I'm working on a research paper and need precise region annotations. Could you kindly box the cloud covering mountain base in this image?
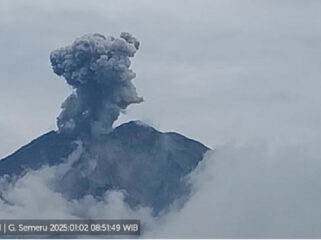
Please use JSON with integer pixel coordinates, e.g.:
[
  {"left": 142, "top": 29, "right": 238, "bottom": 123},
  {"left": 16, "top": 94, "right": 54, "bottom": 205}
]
[{"left": 1, "top": 141, "right": 321, "bottom": 238}]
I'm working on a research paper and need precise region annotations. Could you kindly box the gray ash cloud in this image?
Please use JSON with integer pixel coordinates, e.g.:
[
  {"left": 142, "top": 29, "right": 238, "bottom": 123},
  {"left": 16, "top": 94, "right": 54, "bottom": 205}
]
[{"left": 50, "top": 32, "right": 143, "bottom": 138}]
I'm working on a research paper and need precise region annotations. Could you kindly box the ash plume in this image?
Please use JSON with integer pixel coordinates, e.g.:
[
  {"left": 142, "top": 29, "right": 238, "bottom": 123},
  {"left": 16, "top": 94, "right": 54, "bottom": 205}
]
[{"left": 50, "top": 33, "right": 143, "bottom": 138}]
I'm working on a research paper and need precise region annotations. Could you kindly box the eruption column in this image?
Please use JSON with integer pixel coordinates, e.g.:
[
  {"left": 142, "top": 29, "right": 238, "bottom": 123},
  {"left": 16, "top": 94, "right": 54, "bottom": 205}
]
[{"left": 50, "top": 33, "right": 143, "bottom": 138}]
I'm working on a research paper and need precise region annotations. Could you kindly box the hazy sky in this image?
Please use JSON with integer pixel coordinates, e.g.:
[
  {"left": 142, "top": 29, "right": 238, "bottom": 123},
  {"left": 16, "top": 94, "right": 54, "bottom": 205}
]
[
  {"left": 1, "top": 0, "right": 321, "bottom": 157},
  {"left": 2, "top": 1, "right": 321, "bottom": 237}
]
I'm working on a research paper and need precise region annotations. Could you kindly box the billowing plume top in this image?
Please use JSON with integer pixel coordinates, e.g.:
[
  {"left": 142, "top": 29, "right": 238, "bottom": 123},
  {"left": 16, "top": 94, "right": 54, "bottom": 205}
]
[{"left": 50, "top": 32, "right": 143, "bottom": 138}]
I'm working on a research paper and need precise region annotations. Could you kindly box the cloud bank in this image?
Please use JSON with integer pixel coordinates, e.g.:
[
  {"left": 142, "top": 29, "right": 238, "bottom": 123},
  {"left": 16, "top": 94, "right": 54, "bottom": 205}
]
[{"left": 1, "top": 140, "right": 321, "bottom": 238}]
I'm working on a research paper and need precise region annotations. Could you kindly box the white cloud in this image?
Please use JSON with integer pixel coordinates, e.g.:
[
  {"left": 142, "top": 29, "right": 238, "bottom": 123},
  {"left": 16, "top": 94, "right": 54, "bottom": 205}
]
[
  {"left": 2, "top": 141, "right": 321, "bottom": 238},
  {"left": 148, "top": 142, "right": 321, "bottom": 238}
]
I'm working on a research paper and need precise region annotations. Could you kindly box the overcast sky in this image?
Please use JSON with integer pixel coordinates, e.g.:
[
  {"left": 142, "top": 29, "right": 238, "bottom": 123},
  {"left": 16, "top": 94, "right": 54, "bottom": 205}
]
[
  {"left": 1, "top": 0, "right": 321, "bottom": 158},
  {"left": 3, "top": 1, "right": 321, "bottom": 237}
]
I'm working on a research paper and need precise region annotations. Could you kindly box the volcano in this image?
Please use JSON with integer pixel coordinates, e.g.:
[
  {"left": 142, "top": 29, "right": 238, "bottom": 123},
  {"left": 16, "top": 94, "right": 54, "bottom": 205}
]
[{"left": 0, "top": 121, "right": 209, "bottom": 214}]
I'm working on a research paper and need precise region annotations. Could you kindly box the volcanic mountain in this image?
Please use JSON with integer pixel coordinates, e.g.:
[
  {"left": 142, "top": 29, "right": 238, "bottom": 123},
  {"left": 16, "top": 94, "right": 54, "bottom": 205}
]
[{"left": 0, "top": 121, "right": 209, "bottom": 214}]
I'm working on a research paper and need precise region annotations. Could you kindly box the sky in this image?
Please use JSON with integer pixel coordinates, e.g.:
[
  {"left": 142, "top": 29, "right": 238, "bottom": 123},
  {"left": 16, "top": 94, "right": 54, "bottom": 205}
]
[
  {"left": 1, "top": 1, "right": 321, "bottom": 237},
  {"left": 1, "top": 0, "right": 321, "bottom": 158}
]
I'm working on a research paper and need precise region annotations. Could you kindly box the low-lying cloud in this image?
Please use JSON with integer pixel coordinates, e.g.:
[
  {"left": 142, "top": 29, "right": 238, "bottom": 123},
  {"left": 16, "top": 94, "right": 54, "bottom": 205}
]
[{"left": 1, "top": 140, "right": 321, "bottom": 238}]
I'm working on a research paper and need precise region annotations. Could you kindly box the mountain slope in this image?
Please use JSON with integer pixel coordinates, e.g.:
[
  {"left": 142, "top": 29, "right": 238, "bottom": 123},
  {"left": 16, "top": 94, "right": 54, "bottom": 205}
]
[{"left": 0, "top": 131, "right": 76, "bottom": 177}]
